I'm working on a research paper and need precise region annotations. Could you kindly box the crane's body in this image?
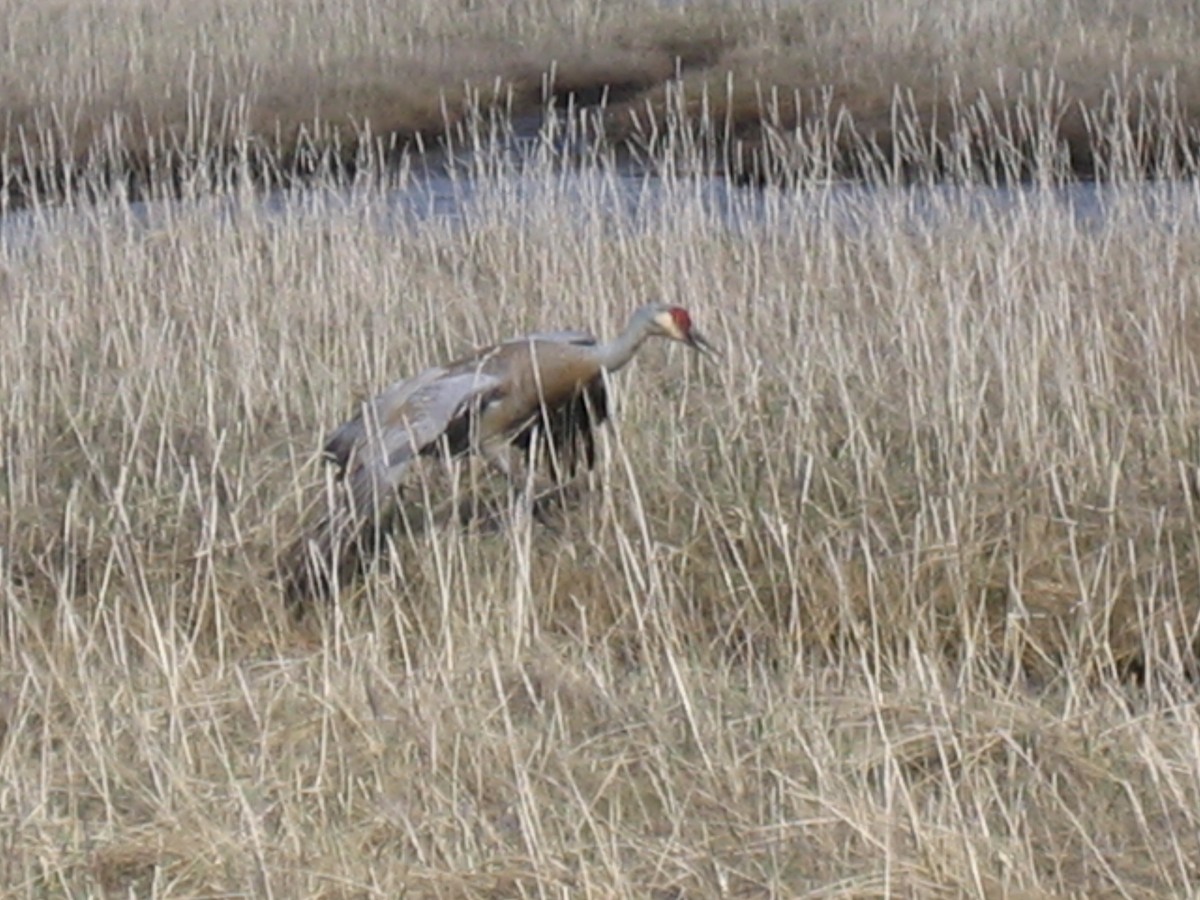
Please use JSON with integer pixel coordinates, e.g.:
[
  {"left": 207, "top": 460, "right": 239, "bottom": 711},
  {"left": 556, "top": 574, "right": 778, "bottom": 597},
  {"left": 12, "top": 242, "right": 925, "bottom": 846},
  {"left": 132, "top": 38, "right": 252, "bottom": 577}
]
[
  {"left": 324, "top": 330, "right": 607, "bottom": 486},
  {"left": 283, "top": 303, "right": 713, "bottom": 605}
]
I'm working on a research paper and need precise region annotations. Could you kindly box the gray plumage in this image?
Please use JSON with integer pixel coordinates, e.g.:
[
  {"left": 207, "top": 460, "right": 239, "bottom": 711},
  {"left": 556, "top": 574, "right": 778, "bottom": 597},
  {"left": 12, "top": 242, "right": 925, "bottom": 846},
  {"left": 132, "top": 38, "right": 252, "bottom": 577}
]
[{"left": 282, "top": 303, "right": 714, "bottom": 606}]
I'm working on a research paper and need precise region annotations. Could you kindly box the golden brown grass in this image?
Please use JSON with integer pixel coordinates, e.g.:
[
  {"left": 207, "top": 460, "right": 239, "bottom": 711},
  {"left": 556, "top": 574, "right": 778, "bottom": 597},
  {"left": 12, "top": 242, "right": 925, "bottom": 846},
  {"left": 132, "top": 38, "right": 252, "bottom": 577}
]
[
  {"left": 5, "top": 0, "right": 1200, "bottom": 207},
  {"left": 4, "top": 91, "right": 1200, "bottom": 893}
]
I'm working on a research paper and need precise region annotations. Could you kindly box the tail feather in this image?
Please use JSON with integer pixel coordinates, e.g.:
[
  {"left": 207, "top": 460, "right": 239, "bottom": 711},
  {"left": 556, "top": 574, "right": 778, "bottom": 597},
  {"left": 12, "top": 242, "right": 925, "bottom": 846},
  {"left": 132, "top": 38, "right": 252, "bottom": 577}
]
[{"left": 513, "top": 376, "right": 609, "bottom": 483}]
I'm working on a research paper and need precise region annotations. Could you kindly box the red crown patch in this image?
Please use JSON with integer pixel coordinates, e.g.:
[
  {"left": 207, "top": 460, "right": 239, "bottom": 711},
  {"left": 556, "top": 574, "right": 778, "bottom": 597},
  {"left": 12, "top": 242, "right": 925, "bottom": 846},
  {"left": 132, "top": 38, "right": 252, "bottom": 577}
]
[{"left": 668, "top": 307, "right": 692, "bottom": 332}]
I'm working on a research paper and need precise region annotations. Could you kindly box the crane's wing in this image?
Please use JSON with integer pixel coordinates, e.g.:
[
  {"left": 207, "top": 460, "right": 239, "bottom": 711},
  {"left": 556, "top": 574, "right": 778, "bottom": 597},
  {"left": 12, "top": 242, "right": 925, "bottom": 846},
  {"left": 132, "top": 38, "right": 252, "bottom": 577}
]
[
  {"left": 323, "top": 364, "right": 504, "bottom": 511},
  {"left": 286, "top": 364, "right": 503, "bottom": 606}
]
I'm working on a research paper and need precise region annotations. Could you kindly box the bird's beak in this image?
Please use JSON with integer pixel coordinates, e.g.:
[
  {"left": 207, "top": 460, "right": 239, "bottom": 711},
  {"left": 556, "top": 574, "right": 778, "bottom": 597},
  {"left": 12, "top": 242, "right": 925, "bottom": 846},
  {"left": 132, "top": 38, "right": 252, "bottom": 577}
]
[{"left": 686, "top": 329, "right": 719, "bottom": 360}]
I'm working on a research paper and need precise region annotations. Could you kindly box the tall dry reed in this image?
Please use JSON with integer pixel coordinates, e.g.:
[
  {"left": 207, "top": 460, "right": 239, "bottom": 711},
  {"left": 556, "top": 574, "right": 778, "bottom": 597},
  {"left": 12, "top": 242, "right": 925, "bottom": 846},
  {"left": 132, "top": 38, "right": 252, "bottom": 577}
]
[{"left": 3, "top": 74, "right": 1200, "bottom": 896}]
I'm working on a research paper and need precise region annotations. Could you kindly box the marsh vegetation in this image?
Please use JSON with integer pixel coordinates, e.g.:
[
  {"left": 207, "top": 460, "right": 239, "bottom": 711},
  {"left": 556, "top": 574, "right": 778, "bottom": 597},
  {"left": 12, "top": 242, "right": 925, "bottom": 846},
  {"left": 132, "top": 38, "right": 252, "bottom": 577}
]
[
  {"left": 4, "top": 0, "right": 1200, "bottom": 896},
  {"left": 4, "top": 0, "right": 1200, "bottom": 203}
]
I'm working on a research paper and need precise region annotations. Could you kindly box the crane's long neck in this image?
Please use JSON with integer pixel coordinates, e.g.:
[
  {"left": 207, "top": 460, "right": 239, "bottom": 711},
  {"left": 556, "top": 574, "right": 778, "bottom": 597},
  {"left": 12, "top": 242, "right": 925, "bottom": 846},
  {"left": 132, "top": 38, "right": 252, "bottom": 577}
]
[{"left": 595, "top": 313, "right": 654, "bottom": 372}]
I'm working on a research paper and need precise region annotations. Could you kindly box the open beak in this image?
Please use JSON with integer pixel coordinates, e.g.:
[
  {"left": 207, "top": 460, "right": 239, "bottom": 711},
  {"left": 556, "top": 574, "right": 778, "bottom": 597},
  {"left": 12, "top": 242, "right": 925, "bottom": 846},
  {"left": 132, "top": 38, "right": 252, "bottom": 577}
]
[{"left": 686, "top": 329, "right": 719, "bottom": 361}]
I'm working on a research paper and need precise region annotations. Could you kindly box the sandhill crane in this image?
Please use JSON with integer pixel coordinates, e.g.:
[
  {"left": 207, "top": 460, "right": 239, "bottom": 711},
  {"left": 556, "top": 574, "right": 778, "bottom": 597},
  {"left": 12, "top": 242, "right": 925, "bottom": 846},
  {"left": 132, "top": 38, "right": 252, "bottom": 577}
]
[{"left": 282, "top": 302, "right": 715, "bottom": 605}]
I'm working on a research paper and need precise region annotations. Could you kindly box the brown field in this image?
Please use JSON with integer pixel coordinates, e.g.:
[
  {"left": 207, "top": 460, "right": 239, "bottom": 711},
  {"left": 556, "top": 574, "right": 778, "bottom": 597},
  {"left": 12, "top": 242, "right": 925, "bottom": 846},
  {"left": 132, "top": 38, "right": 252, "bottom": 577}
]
[
  {"left": 4, "top": 0, "right": 1200, "bottom": 205},
  {"left": 4, "top": 1, "right": 1200, "bottom": 896},
  {"left": 4, "top": 152, "right": 1200, "bottom": 895}
]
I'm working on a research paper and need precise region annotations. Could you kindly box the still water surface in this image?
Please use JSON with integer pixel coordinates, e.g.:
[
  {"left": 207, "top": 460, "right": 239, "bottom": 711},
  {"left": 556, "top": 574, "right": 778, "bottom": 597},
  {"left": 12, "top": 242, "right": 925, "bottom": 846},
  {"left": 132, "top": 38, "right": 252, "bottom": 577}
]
[{"left": 2, "top": 159, "right": 1198, "bottom": 252}]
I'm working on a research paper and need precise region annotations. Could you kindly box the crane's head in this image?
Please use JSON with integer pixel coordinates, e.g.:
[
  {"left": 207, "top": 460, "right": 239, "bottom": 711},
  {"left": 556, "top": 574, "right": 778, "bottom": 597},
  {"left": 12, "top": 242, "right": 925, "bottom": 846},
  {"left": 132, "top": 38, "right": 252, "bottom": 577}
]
[{"left": 647, "top": 304, "right": 718, "bottom": 359}]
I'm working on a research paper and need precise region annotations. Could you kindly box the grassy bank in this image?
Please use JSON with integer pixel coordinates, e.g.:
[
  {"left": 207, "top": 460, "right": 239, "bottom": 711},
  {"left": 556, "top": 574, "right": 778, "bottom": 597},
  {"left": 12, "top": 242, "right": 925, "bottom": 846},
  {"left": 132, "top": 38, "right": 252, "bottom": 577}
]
[
  {"left": 4, "top": 129, "right": 1200, "bottom": 891},
  {"left": 4, "top": 0, "right": 1200, "bottom": 206}
]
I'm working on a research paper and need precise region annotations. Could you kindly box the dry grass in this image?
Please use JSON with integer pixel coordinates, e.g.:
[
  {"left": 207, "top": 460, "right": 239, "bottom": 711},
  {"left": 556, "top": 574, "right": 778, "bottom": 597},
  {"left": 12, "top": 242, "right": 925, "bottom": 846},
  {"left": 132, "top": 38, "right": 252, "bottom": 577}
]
[
  {"left": 4, "top": 90, "right": 1200, "bottom": 894},
  {"left": 5, "top": 0, "right": 1200, "bottom": 206}
]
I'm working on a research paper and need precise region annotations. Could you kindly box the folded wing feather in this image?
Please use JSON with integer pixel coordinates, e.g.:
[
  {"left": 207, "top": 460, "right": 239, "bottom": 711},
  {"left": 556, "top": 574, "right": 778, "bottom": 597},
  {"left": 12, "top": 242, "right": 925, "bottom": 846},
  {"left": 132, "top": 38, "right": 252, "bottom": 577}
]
[{"left": 324, "top": 366, "right": 505, "bottom": 516}]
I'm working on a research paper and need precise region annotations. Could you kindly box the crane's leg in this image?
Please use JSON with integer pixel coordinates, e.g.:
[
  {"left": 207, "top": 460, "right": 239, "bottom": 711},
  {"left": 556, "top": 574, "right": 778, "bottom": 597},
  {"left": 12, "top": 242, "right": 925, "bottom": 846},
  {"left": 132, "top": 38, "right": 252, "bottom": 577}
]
[
  {"left": 479, "top": 442, "right": 515, "bottom": 481},
  {"left": 513, "top": 438, "right": 574, "bottom": 527},
  {"left": 478, "top": 443, "right": 555, "bottom": 527},
  {"left": 465, "top": 444, "right": 523, "bottom": 528}
]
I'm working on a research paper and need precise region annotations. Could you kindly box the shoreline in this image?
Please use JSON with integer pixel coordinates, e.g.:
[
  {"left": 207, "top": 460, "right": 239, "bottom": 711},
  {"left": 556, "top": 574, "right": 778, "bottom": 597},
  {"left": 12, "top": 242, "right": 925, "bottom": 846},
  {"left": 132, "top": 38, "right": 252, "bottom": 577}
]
[
  {"left": 5, "top": 67, "right": 1197, "bottom": 212},
  {"left": 5, "top": 1, "right": 1199, "bottom": 209}
]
